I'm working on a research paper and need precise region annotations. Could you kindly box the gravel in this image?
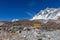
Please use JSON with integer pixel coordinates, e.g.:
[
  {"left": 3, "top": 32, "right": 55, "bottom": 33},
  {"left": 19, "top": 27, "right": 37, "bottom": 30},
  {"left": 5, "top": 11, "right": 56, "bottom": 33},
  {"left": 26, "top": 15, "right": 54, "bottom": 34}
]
[{"left": 0, "top": 27, "right": 60, "bottom": 40}]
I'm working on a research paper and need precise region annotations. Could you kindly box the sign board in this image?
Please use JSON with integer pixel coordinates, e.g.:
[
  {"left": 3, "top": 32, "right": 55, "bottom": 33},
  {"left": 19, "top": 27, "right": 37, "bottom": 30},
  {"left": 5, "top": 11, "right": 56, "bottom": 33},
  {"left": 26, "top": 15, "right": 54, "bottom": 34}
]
[{"left": 34, "top": 24, "right": 40, "bottom": 28}]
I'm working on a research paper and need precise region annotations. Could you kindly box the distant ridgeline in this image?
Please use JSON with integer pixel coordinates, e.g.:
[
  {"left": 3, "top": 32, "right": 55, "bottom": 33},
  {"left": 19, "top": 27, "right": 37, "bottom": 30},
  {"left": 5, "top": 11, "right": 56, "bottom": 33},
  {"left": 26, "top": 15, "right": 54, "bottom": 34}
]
[
  {"left": 0, "top": 19, "right": 60, "bottom": 30},
  {"left": 0, "top": 20, "right": 41, "bottom": 28}
]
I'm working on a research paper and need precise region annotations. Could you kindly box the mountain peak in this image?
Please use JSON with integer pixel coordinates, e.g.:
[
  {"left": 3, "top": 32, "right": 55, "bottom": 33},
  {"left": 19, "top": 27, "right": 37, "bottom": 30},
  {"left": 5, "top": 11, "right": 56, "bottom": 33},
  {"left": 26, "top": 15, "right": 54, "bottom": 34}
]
[{"left": 32, "top": 8, "right": 60, "bottom": 20}]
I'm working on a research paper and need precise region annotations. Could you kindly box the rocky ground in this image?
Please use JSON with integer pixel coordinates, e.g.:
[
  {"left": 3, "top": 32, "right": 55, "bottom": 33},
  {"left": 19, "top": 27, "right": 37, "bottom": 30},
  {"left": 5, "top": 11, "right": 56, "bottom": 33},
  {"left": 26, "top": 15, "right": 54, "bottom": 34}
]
[
  {"left": 0, "top": 26, "right": 60, "bottom": 40},
  {"left": 0, "top": 19, "right": 60, "bottom": 40}
]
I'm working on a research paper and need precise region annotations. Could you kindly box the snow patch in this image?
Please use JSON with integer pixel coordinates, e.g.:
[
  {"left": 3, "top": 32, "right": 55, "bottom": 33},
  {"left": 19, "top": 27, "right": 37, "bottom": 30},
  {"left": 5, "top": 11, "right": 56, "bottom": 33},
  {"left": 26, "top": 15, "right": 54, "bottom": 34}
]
[{"left": 12, "top": 19, "right": 19, "bottom": 22}]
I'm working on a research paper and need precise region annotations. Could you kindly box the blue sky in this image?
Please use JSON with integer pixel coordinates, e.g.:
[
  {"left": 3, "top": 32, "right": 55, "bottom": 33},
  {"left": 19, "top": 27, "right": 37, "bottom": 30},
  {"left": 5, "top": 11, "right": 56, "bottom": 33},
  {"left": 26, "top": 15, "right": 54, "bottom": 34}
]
[{"left": 0, "top": 0, "right": 60, "bottom": 21}]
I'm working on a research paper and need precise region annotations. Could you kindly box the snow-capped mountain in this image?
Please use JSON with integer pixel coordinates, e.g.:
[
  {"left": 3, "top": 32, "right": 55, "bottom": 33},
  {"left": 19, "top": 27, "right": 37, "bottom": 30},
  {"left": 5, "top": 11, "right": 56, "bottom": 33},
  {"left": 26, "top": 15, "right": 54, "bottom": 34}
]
[
  {"left": 12, "top": 19, "right": 19, "bottom": 22},
  {"left": 32, "top": 8, "right": 60, "bottom": 20}
]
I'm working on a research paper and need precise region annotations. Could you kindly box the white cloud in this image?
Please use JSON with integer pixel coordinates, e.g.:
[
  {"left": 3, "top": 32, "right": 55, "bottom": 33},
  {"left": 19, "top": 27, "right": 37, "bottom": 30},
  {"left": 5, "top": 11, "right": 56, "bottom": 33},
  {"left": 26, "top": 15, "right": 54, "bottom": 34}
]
[{"left": 26, "top": 11, "right": 33, "bottom": 16}]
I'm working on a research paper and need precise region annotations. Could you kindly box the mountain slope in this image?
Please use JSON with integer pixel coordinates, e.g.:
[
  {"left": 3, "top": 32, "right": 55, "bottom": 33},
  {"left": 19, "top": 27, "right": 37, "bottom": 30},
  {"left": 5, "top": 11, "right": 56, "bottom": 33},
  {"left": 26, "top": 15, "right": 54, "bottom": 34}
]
[{"left": 32, "top": 8, "right": 60, "bottom": 20}]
